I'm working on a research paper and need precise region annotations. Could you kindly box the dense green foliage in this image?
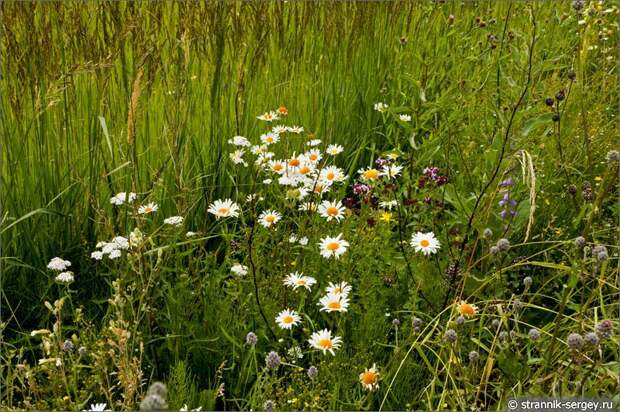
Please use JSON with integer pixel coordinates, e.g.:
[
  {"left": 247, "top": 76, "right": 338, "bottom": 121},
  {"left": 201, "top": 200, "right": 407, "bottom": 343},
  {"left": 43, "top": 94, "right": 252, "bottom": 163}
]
[{"left": 1, "top": 1, "right": 618, "bottom": 411}]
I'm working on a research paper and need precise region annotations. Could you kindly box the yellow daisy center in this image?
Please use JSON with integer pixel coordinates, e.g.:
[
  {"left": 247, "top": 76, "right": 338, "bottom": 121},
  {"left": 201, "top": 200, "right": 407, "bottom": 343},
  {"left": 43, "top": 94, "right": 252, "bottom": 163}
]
[
  {"left": 144, "top": 207, "right": 153, "bottom": 213},
  {"left": 326, "top": 242, "right": 340, "bottom": 251},
  {"left": 326, "top": 172, "right": 335, "bottom": 180},
  {"left": 328, "top": 301, "right": 341, "bottom": 310},
  {"left": 363, "top": 169, "right": 379, "bottom": 180},
  {"left": 458, "top": 303, "right": 476, "bottom": 316},
  {"left": 296, "top": 280, "right": 306, "bottom": 285},
  {"left": 218, "top": 207, "right": 229, "bottom": 215},
  {"left": 361, "top": 371, "right": 378, "bottom": 385},
  {"left": 309, "top": 154, "right": 318, "bottom": 161},
  {"left": 326, "top": 207, "right": 339, "bottom": 216},
  {"left": 273, "top": 164, "right": 283, "bottom": 172},
  {"left": 265, "top": 215, "right": 275, "bottom": 223},
  {"left": 318, "top": 338, "right": 333, "bottom": 349},
  {"left": 299, "top": 166, "right": 311, "bottom": 174},
  {"left": 289, "top": 159, "right": 301, "bottom": 167},
  {"left": 420, "top": 239, "right": 430, "bottom": 247},
  {"left": 283, "top": 315, "right": 294, "bottom": 324}
]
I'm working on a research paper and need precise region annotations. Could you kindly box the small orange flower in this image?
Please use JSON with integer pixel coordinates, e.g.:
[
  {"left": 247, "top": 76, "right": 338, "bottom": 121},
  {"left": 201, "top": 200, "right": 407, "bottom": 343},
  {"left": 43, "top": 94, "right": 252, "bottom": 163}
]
[{"left": 277, "top": 105, "right": 288, "bottom": 115}]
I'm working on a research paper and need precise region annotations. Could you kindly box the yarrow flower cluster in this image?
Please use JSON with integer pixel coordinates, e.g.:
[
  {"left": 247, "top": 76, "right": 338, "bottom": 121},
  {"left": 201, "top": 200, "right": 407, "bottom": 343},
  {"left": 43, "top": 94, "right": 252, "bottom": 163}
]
[{"left": 91, "top": 236, "right": 130, "bottom": 261}]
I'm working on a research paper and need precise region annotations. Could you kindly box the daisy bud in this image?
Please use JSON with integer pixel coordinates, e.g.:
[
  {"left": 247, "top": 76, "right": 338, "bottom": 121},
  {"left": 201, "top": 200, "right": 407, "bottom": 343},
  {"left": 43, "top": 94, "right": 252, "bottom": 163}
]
[
  {"left": 584, "top": 332, "right": 599, "bottom": 347},
  {"left": 490, "top": 246, "right": 500, "bottom": 256},
  {"left": 392, "top": 318, "right": 401, "bottom": 327},
  {"left": 567, "top": 333, "right": 584, "bottom": 350},
  {"left": 443, "top": 329, "right": 457, "bottom": 343},
  {"left": 499, "top": 331, "right": 509, "bottom": 342},
  {"left": 307, "top": 366, "right": 318, "bottom": 380},
  {"left": 245, "top": 332, "right": 258, "bottom": 346},
  {"left": 399, "top": 36, "right": 408, "bottom": 45},
  {"left": 265, "top": 351, "right": 281, "bottom": 369},
  {"left": 491, "top": 319, "right": 501, "bottom": 330},
  {"left": 468, "top": 351, "right": 479, "bottom": 363},
  {"left": 596, "top": 320, "right": 613, "bottom": 340},
  {"left": 78, "top": 346, "right": 87, "bottom": 356},
  {"left": 555, "top": 89, "right": 566, "bottom": 101},
  {"left": 483, "top": 228, "right": 493, "bottom": 239},
  {"left": 523, "top": 276, "right": 533, "bottom": 288},
  {"left": 456, "top": 316, "right": 465, "bottom": 326},
  {"left": 567, "top": 68, "right": 576, "bottom": 80},
  {"left": 572, "top": 0, "right": 584, "bottom": 11},
  {"left": 552, "top": 113, "right": 560, "bottom": 122},
  {"left": 528, "top": 328, "right": 541, "bottom": 341},
  {"left": 448, "top": 14, "right": 455, "bottom": 25}
]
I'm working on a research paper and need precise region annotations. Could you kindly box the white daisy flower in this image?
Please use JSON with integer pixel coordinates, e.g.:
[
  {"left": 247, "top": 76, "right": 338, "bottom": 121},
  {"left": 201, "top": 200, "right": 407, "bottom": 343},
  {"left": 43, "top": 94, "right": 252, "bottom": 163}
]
[
  {"left": 374, "top": 102, "right": 389, "bottom": 112},
  {"left": 296, "top": 162, "right": 315, "bottom": 177},
  {"left": 288, "top": 234, "right": 298, "bottom": 243},
  {"left": 283, "top": 272, "right": 317, "bottom": 291},
  {"left": 227, "top": 135, "right": 251, "bottom": 147},
  {"left": 298, "top": 237, "right": 309, "bottom": 246},
  {"left": 229, "top": 149, "right": 247, "bottom": 166},
  {"left": 379, "top": 200, "right": 398, "bottom": 210},
  {"left": 257, "top": 111, "right": 279, "bottom": 122},
  {"left": 258, "top": 210, "right": 282, "bottom": 228},
  {"left": 84, "top": 403, "right": 110, "bottom": 412},
  {"left": 304, "top": 149, "right": 322, "bottom": 163},
  {"left": 138, "top": 202, "right": 158, "bottom": 215},
  {"left": 101, "top": 243, "right": 117, "bottom": 255},
  {"left": 267, "top": 159, "right": 286, "bottom": 174},
  {"left": 164, "top": 216, "right": 184, "bottom": 226},
  {"left": 186, "top": 231, "right": 199, "bottom": 237},
  {"left": 319, "top": 166, "right": 346, "bottom": 184},
  {"left": 251, "top": 144, "right": 269, "bottom": 155},
  {"left": 380, "top": 164, "right": 403, "bottom": 179},
  {"left": 319, "top": 233, "right": 349, "bottom": 259},
  {"left": 262, "top": 179, "right": 273, "bottom": 184},
  {"left": 326, "top": 144, "right": 344, "bottom": 155},
  {"left": 231, "top": 263, "right": 248, "bottom": 276},
  {"left": 287, "top": 125, "right": 304, "bottom": 134},
  {"left": 318, "top": 200, "right": 346, "bottom": 222},
  {"left": 398, "top": 114, "right": 411, "bottom": 122},
  {"left": 260, "top": 133, "right": 280, "bottom": 145},
  {"left": 307, "top": 139, "right": 322, "bottom": 147},
  {"left": 55, "top": 271, "right": 74, "bottom": 284},
  {"left": 359, "top": 364, "right": 380, "bottom": 391},
  {"left": 91, "top": 251, "right": 104, "bottom": 260},
  {"left": 410, "top": 231, "right": 441, "bottom": 255},
  {"left": 272, "top": 125, "right": 288, "bottom": 134},
  {"left": 287, "top": 155, "right": 304, "bottom": 169},
  {"left": 208, "top": 199, "right": 240, "bottom": 219},
  {"left": 318, "top": 293, "right": 350, "bottom": 313},
  {"left": 275, "top": 309, "right": 301, "bottom": 330},
  {"left": 47, "top": 257, "right": 71, "bottom": 271},
  {"left": 308, "top": 329, "right": 342, "bottom": 355},
  {"left": 325, "top": 281, "right": 352, "bottom": 296}
]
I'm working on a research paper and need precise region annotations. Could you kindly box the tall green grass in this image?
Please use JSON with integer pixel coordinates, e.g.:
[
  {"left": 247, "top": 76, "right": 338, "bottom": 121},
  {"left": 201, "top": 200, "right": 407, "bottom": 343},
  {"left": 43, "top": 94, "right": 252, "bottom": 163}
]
[{"left": 1, "top": 1, "right": 618, "bottom": 408}]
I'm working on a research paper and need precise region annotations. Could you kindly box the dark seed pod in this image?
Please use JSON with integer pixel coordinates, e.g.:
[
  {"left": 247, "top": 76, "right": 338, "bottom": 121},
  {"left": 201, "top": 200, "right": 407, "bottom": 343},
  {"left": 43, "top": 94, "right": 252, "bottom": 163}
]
[
  {"left": 545, "top": 97, "right": 555, "bottom": 107},
  {"left": 555, "top": 89, "right": 566, "bottom": 101}
]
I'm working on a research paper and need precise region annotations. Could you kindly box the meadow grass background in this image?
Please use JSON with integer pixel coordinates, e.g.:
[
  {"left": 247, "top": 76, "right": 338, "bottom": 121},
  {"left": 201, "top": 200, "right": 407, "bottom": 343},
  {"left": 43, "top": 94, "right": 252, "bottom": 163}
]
[{"left": 1, "top": 1, "right": 619, "bottom": 410}]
